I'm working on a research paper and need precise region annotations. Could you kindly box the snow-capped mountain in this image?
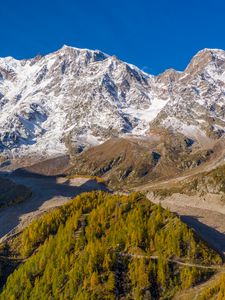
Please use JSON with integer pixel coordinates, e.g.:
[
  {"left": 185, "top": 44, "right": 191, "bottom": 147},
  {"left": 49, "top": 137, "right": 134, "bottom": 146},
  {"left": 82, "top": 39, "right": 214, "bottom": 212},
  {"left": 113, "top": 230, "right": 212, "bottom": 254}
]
[
  {"left": 0, "top": 46, "right": 224, "bottom": 157},
  {"left": 151, "top": 49, "right": 225, "bottom": 141}
]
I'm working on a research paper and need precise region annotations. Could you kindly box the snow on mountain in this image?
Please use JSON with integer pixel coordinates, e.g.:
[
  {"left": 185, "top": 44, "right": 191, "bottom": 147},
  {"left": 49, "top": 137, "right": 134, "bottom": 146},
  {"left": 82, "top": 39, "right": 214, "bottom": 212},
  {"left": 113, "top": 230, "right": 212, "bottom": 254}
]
[
  {"left": 0, "top": 46, "right": 224, "bottom": 157},
  {"left": 151, "top": 49, "right": 225, "bottom": 140}
]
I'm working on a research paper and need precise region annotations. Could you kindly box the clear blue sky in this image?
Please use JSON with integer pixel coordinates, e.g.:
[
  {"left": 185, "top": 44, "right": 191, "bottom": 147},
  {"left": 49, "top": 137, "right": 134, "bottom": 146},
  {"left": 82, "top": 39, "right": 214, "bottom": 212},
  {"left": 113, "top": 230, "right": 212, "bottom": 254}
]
[{"left": 1, "top": 0, "right": 225, "bottom": 74}]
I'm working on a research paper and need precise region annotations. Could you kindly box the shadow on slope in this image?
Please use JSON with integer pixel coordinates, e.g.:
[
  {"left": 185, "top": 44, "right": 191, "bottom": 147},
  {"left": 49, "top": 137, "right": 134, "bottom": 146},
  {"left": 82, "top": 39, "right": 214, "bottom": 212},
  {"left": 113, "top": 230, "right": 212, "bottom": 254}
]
[
  {"left": 181, "top": 215, "right": 225, "bottom": 256},
  {"left": 0, "top": 175, "right": 31, "bottom": 210},
  {"left": 17, "top": 155, "right": 71, "bottom": 176},
  {"left": 0, "top": 169, "right": 108, "bottom": 239}
]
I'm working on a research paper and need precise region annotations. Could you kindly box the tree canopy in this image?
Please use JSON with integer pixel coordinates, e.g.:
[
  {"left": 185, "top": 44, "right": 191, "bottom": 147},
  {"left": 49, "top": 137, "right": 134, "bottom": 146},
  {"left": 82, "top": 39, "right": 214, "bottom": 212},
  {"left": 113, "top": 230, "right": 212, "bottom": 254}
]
[{"left": 0, "top": 192, "right": 222, "bottom": 300}]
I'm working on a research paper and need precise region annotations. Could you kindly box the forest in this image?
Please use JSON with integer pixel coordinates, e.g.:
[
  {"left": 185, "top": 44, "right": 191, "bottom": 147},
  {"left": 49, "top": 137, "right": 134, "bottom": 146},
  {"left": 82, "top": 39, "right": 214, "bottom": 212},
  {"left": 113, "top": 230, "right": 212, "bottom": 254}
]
[
  {"left": 0, "top": 192, "right": 222, "bottom": 299},
  {"left": 197, "top": 272, "right": 225, "bottom": 299}
]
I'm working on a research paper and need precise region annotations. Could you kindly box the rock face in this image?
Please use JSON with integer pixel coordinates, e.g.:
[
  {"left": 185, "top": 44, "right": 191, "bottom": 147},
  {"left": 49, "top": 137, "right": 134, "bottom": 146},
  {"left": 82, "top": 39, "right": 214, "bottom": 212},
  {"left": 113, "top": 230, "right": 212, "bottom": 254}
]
[
  {"left": 152, "top": 49, "right": 225, "bottom": 141},
  {"left": 0, "top": 46, "right": 224, "bottom": 157}
]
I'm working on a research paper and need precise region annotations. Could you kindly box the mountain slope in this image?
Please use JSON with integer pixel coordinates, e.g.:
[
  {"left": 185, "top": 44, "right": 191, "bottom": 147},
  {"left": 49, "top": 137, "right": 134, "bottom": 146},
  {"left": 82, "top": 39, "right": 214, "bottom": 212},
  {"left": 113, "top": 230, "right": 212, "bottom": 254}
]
[
  {"left": 67, "top": 130, "right": 220, "bottom": 188},
  {"left": 0, "top": 46, "right": 163, "bottom": 157},
  {"left": 0, "top": 192, "right": 222, "bottom": 299},
  {"left": 0, "top": 175, "right": 31, "bottom": 209},
  {"left": 151, "top": 49, "right": 225, "bottom": 141},
  {"left": 0, "top": 46, "right": 224, "bottom": 157}
]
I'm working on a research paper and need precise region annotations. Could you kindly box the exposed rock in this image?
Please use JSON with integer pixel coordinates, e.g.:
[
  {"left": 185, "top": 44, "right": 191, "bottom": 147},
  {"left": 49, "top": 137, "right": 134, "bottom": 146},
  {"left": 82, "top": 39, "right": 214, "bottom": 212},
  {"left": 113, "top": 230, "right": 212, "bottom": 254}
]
[{"left": 0, "top": 46, "right": 224, "bottom": 157}]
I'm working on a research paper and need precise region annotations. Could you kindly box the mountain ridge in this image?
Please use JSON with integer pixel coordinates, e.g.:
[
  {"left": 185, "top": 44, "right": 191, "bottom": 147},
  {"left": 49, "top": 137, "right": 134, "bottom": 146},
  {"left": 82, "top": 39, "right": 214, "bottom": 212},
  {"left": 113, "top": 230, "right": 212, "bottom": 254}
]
[{"left": 0, "top": 46, "right": 224, "bottom": 158}]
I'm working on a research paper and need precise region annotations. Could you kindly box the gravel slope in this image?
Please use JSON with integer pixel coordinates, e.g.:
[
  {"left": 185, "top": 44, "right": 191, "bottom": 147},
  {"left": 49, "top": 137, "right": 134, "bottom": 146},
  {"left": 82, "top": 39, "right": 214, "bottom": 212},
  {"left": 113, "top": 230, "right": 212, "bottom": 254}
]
[{"left": 0, "top": 171, "right": 107, "bottom": 241}]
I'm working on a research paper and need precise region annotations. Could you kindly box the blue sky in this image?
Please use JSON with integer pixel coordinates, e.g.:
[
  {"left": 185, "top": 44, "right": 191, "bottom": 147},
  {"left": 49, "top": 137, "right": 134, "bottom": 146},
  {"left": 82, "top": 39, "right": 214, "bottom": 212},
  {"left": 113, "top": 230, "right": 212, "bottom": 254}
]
[{"left": 1, "top": 0, "right": 225, "bottom": 74}]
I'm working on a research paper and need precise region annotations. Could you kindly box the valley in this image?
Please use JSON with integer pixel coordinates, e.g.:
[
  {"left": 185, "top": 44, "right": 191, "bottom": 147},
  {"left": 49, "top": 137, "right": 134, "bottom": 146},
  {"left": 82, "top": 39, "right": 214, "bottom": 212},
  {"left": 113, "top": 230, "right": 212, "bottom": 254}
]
[
  {"left": 0, "top": 45, "right": 224, "bottom": 299},
  {"left": 0, "top": 150, "right": 224, "bottom": 299},
  {"left": 0, "top": 169, "right": 107, "bottom": 241}
]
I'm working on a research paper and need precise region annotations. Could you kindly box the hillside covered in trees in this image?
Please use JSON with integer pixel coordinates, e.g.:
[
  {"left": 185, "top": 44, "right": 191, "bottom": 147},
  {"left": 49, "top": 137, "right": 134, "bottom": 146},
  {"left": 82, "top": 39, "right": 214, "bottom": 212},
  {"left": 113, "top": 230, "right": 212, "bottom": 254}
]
[
  {"left": 195, "top": 272, "right": 225, "bottom": 299},
  {"left": 0, "top": 192, "right": 222, "bottom": 299}
]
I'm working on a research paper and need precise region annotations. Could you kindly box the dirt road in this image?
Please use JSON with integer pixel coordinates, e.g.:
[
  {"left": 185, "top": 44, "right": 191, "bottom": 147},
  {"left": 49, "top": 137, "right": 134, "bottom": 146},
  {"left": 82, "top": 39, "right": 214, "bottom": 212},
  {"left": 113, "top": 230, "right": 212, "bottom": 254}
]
[{"left": 118, "top": 252, "right": 221, "bottom": 269}]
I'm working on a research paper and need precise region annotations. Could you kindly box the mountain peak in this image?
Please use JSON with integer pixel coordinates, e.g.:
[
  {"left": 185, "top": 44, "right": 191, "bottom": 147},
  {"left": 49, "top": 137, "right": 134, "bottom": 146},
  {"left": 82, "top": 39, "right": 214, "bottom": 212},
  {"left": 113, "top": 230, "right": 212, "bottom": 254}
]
[
  {"left": 57, "top": 44, "right": 108, "bottom": 57},
  {"left": 184, "top": 48, "right": 225, "bottom": 75},
  {"left": 196, "top": 48, "right": 225, "bottom": 56},
  {"left": 0, "top": 46, "right": 224, "bottom": 157}
]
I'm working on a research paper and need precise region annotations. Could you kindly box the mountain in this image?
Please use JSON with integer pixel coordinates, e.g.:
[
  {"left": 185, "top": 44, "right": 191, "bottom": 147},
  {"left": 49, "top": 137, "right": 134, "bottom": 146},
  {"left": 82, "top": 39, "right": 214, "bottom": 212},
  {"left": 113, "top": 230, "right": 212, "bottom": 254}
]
[
  {"left": 151, "top": 49, "right": 225, "bottom": 141},
  {"left": 0, "top": 46, "right": 224, "bottom": 158},
  {"left": 0, "top": 46, "right": 158, "bottom": 157},
  {"left": 68, "top": 130, "right": 225, "bottom": 188}
]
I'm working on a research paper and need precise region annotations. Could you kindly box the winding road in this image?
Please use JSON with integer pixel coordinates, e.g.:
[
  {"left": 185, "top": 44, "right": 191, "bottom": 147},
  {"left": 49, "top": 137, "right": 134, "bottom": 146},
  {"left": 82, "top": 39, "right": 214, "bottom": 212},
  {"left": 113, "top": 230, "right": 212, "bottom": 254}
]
[{"left": 118, "top": 252, "right": 221, "bottom": 270}]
